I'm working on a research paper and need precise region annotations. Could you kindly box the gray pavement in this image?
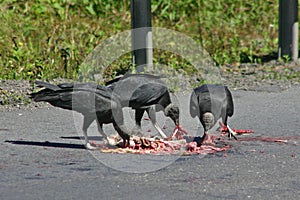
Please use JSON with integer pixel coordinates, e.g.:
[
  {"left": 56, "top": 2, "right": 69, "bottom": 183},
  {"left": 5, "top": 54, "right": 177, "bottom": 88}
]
[{"left": 0, "top": 87, "right": 299, "bottom": 200}]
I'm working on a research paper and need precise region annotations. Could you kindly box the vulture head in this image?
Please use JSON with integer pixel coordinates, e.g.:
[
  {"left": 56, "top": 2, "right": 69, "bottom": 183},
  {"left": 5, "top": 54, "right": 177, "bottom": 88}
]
[{"left": 164, "top": 104, "right": 180, "bottom": 126}]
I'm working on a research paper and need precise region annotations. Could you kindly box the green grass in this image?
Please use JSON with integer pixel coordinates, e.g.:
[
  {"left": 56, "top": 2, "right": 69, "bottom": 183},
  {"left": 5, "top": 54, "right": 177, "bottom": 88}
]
[{"left": 0, "top": 0, "right": 285, "bottom": 80}]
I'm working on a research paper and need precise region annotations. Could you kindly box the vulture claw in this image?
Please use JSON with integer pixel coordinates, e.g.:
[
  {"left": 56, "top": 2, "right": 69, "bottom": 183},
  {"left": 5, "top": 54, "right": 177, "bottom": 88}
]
[
  {"left": 85, "top": 143, "right": 97, "bottom": 150},
  {"left": 227, "top": 125, "right": 238, "bottom": 140},
  {"left": 170, "top": 125, "right": 189, "bottom": 140}
]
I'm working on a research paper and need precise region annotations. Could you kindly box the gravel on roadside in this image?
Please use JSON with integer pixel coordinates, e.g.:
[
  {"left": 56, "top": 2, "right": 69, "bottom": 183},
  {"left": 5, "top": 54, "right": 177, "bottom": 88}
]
[
  {"left": 0, "top": 78, "right": 69, "bottom": 111},
  {"left": 0, "top": 60, "right": 299, "bottom": 111}
]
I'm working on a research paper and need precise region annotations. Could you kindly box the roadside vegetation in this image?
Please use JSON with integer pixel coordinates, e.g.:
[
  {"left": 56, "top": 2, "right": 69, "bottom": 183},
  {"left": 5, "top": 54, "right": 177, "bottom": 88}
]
[{"left": 0, "top": 0, "right": 298, "bottom": 82}]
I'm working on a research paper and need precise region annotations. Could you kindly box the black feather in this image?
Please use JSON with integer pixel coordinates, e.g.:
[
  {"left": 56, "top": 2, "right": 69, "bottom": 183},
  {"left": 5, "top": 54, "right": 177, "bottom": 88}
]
[
  {"left": 190, "top": 84, "right": 234, "bottom": 131},
  {"left": 106, "top": 74, "right": 179, "bottom": 135},
  {"left": 31, "top": 81, "right": 130, "bottom": 145}
]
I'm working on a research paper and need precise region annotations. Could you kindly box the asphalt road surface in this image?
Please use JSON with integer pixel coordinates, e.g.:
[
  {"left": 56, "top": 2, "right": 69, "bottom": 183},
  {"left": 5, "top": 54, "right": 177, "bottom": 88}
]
[{"left": 1, "top": 87, "right": 299, "bottom": 200}]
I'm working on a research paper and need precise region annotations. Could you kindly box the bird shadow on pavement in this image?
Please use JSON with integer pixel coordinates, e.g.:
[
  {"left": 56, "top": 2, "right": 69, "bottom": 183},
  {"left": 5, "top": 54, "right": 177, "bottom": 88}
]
[
  {"left": 5, "top": 140, "right": 85, "bottom": 149},
  {"left": 60, "top": 136, "right": 103, "bottom": 141}
]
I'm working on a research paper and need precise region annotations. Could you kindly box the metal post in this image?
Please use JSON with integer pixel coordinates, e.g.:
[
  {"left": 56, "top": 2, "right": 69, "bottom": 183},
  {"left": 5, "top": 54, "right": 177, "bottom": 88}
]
[
  {"left": 279, "top": 0, "right": 298, "bottom": 61},
  {"left": 131, "top": 0, "right": 153, "bottom": 72}
]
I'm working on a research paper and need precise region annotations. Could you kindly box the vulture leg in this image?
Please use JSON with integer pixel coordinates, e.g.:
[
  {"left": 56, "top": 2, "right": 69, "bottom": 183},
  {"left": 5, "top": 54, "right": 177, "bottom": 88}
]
[
  {"left": 226, "top": 125, "right": 238, "bottom": 140},
  {"left": 147, "top": 106, "right": 167, "bottom": 139},
  {"left": 200, "top": 131, "right": 214, "bottom": 145},
  {"left": 82, "top": 117, "right": 97, "bottom": 150},
  {"left": 96, "top": 120, "right": 124, "bottom": 146},
  {"left": 112, "top": 122, "right": 131, "bottom": 147},
  {"left": 134, "top": 109, "right": 147, "bottom": 136},
  {"left": 108, "top": 99, "right": 131, "bottom": 146},
  {"left": 135, "top": 109, "right": 144, "bottom": 129},
  {"left": 170, "top": 125, "right": 189, "bottom": 140},
  {"left": 220, "top": 117, "right": 237, "bottom": 140},
  {"left": 95, "top": 120, "right": 110, "bottom": 144}
]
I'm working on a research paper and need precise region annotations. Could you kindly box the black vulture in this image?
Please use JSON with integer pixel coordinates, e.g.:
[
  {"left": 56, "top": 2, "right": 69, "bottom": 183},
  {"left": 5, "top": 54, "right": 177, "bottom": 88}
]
[
  {"left": 106, "top": 74, "right": 186, "bottom": 139},
  {"left": 30, "top": 81, "right": 131, "bottom": 149},
  {"left": 190, "top": 84, "right": 237, "bottom": 144}
]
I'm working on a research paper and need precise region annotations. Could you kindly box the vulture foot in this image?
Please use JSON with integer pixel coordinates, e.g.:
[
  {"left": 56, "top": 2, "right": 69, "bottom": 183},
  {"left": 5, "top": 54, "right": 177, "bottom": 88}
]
[
  {"left": 85, "top": 142, "right": 98, "bottom": 150},
  {"left": 201, "top": 133, "right": 217, "bottom": 145},
  {"left": 170, "top": 125, "right": 189, "bottom": 140},
  {"left": 219, "top": 122, "right": 238, "bottom": 140}
]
